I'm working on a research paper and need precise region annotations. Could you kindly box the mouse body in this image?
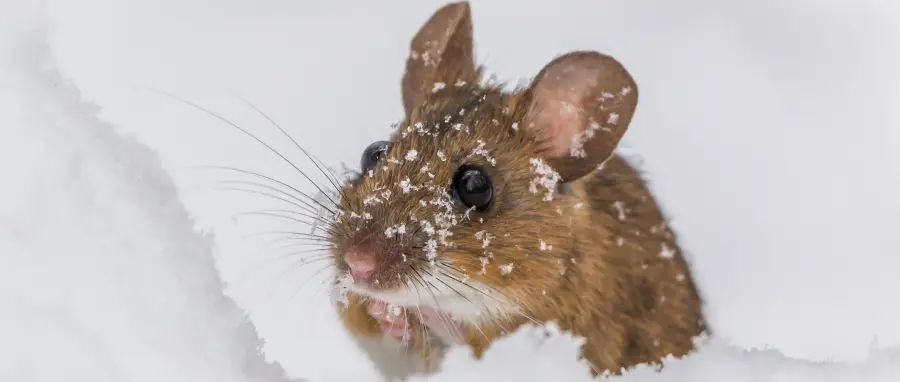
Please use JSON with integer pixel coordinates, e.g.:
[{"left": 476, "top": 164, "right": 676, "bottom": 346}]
[{"left": 326, "top": 2, "right": 707, "bottom": 380}]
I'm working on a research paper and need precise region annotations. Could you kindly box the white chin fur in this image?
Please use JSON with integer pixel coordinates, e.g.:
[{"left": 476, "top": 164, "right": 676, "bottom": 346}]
[{"left": 335, "top": 267, "right": 520, "bottom": 326}]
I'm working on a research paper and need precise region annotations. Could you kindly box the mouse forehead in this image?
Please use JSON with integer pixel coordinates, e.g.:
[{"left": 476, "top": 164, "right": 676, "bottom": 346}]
[
  {"left": 349, "top": 91, "right": 517, "bottom": 219},
  {"left": 392, "top": 89, "right": 514, "bottom": 156}
]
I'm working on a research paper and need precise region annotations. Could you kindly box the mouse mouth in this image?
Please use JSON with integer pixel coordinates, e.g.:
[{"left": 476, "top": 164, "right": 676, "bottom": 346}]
[{"left": 335, "top": 262, "right": 408, "bottom": 292}]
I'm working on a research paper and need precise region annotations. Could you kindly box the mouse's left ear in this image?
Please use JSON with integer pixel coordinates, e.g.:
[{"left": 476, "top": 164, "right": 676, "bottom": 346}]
[
  {"left": 401, "top": 2, "right": 477, "bottom": 118},
  {"left": 523, "top": 51, "right": 638, "bottom": 182}
]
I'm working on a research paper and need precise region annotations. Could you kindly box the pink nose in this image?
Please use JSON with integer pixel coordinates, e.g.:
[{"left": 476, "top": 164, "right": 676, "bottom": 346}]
[{"left": 345, "top": 248, "right": 376, "bottom": 279}]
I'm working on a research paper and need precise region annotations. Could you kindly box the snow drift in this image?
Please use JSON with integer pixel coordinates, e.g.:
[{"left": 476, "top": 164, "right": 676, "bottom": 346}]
[{"left": 0, "top": 4, "right": 297, "bottom": 381}]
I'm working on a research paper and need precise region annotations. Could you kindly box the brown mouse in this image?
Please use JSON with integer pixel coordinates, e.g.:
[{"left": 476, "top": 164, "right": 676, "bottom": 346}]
[{"left": 327, "top": 2, "right": 707, "bottom": 380}]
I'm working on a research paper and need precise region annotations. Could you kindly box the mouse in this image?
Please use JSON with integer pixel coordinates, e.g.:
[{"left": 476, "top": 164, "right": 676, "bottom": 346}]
[{"left": 325, "top": 2, "right": 707, "bottom": 380}]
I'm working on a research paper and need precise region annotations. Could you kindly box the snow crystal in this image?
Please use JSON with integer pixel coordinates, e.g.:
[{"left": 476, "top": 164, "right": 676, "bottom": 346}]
[
  {"left": 424, "top": 239, "right": 438, "bottom": 260},
  {"left": 310, "top": 188, "right": 340, "bottom": 235},
  {"left": 569, "top": 120, "right": 606, "bottom": 158},
  {"left": 539, "top": 239, "right": 552, "bottom": 252},
  {"left": 384, "top": 223, "right": 407, "bottom": 237},
  {"left": 471, "top": 140, "right": 497, "bottom": 166},
  {"left": 451, "top": 123, "right": 469, "bottom": 133},
  {"left": 387, "top": 303, "right": 403, "bottom": 318},
  {"left": 607, "top": 112, "right": 619, "bottom": 125},
  {"left": 475, "top": 230, "right": 495, "bottom": 248},
  {"left": 405, "top": 149, "right": 418, "bottom": 161},
  {"left": 479, "top": 256, "right": 490, "bottom": 275},
  {"left": 432, "top": 82, "right": 446, "bottom": 93},
  {"left": 528, "top": 158, "right": 562, "bottom": 201},
  {"left": 612, "top": 201, "right": 627, "bottom": 220},
  {"left": 399, "top": 177, "right": 419, "bottom": 193},
  {"left": 499, "top": 263, "right": 514, "bottom": 275},
  {"left": 437, "top": 151, "right": 447, "bottom": 161},
  {"left": 660, "top": 242, "right": 676, "bottom": 259}
]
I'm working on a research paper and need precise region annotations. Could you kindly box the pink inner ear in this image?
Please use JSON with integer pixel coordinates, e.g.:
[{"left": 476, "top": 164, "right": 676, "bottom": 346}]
[{"left": 533, "top": 88, "right": 589, "bottom": 158}]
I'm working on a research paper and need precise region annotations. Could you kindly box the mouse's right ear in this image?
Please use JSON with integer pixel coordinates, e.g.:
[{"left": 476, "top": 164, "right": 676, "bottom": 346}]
[{"left": 401, "top": 2, "right": 477, "bottom": 117}]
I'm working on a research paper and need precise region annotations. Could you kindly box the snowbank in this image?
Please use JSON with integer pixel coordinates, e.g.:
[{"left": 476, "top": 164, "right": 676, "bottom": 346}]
[
  {"left": 413, "top": 328, "right": 900, "bottom": 382},
  {"left": 0, "top": 3, "right": 298, "bottom": 381}
]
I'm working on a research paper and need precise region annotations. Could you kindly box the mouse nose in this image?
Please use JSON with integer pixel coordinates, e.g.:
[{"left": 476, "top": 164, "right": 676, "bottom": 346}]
[{"left": 345, "top": 248, "right": 376, "bottom": 280}]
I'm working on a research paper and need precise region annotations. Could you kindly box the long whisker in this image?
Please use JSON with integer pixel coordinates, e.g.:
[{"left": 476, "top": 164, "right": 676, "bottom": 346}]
[
  {"left": 232, "top": 247, "right": 333, "bottom": 289},
  {"left": 219, "top": 189, "right": 333, "bottom": 230},
  {"left": 404, "top": 275, "right": 433, "bottom": 357},
  {"left": 233, "top": 210, "right": 337, "bottom": 236},
  {"left": 409, "top": 267, "right": 463, "bottom": 343},
  {"left": 434, "top": 262, "right": 542, "bottom": 327},
  {"left": 218, "top": 180, "right": 321, "bottom": 215},
  {"left": 152, "top": 89, "right": 340, "bottom": 208},
  {"left": 193, "top": 165, "right": 336, "bottom": 215},
  {"left": 231, "top": 93, "right": 353, "bottom": 211},
  {"left": 244, "top": 230, "right": 335, "bottom": 243},
  {"left": 288, "top": 264, "right": 336, "bottom": 303}
]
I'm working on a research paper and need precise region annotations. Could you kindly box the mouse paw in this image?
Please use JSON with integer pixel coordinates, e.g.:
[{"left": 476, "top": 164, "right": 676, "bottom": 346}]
[
  {"left": 417, "top": 307, "right": 466, "bottom": 346},
  {"left": 366, "top": 300, "right": 412, "bottom": 343},
  {"left": 367, "top": 301, "right": 467, "bottom": 346}
]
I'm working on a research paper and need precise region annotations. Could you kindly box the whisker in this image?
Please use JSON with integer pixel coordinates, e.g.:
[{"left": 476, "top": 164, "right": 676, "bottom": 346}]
[
  {"left": 194, "top": 165, "right": 336, "bottom": 215},
  {"left": 231, "top": 94, "right": 353, "bottom": 212},
  {"left": 438, "top": 265, "right": 542, "bottom": 328},
  {"left": 232, "top": 247, "right": 332, "bottom": 289},
  {"left": 406, "top": 279, "right": 433, "bottom": 359},
  {"left": 222, "top": 192, "right": 335, "bottom": 232},
  {"left": 408, "top": 267, "right": 463, "bottom": 343},
  {"left": 240, "top": 209, "right": 337, "bottom": 234},
  {"left": 244, "top": 230, "right": 334, "bottom": 242},
  {"left": 288, "top": 264, "right": 336, "bottom": 303},
  {"left": 153, "top": 89, "right": 340, "bottom": 209},
  {"left": 233, "top": 211, "right": 334, "bottom": 235},
  {"left": 218, "top": 180, "right": 321, "bottom": 215}
]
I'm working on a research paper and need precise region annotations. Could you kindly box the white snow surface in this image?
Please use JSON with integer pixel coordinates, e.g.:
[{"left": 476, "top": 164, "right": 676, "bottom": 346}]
[
  {"left": 0, "top": 3, "right": 297, "bottom": 382},
  {"left": 2, "top": 0, "right": 900, "bottom": 381}
]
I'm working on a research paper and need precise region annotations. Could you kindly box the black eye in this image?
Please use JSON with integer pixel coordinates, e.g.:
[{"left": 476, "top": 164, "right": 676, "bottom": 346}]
[
  {"left": 452, "top": 165, "right": 493, "bottom": 212},
  {"left": 361, "top": 141, "right": 390, "bottom": 174}
]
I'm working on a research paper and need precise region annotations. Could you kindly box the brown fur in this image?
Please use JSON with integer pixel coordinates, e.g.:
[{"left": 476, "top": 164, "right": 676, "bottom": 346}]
[{"left": 329, "top": 1, "right": 706, "bottom": 379}]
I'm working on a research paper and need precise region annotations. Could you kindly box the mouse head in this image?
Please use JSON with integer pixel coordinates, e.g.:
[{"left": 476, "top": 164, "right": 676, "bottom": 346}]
[{"left": 329, "top": 1, "right": 637, "bottom": 322}]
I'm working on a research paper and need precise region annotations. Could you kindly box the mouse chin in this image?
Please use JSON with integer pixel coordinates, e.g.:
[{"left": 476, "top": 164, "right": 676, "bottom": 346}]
[
  {"left": 335, "top": 271, "right": 521, "bottom": 326},
  {"left": 335, "top": 272, "right": 423, "bottom": 306}
]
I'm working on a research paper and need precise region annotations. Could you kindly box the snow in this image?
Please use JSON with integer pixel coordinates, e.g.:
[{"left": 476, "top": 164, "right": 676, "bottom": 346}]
[
  {"left": 0, "top": 3, "right": 295, "bottom": 381},
  {"left": 2, "top": 0, "right": 899, "bottom": 381}
]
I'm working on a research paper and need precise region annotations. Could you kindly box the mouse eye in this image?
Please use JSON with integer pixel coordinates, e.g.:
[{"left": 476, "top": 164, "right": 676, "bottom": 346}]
[
  {"left": 361, "top": 140, "right": 390, "bottom": 174},
  {"left": 452, "top": 165, "right": 493, "bottom": 212}
]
